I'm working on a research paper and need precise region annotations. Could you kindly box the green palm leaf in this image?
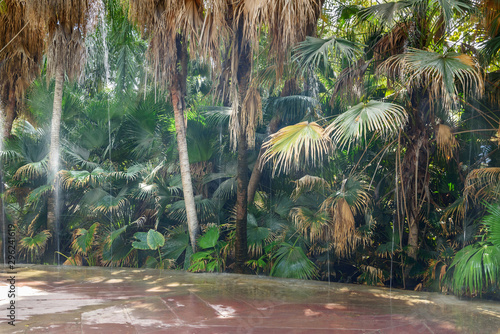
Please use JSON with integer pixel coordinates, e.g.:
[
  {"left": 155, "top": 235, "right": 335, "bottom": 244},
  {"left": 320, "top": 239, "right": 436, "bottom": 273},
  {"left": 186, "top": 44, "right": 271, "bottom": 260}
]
[
  {"left": 198, "top": 226, "right": 219, "bottom": 249},
  {"left": 270, "top": 242, "right": 318, "bottom": 280},
  {"left": 326, "top": 100, "right": 407, "bottom": 148},
  {"left": 60, "top": 168, "right": 108, "bottom": 189},
  {"left": 359, "top": 0, "right": 417, "bottom": 23},
  {"left": 290, "top": 207, "right": 330, "bottom": 243},
  {"left": 71, "top": 222, "right": 99, "bottom": 255},
  {"left": 262, "top": 121, "right": 332, "bottom": 175},
  {"left": 482, "top": 203, "right": 500, "bottom": 249},
  {"left": 247, "top": 214, "right": 272, "bottom": 257},
  {"left": 380, "top": 49, "right": 483, "bottom": 108},
  {"left": 447, "top": 242, "right": 500, "bottom": 296},
  {"left": 293, "top": 36, "right": 363, "bottom": 70},
  {"left": 19, "top": 230, "right": 52, "bottom": 262}
]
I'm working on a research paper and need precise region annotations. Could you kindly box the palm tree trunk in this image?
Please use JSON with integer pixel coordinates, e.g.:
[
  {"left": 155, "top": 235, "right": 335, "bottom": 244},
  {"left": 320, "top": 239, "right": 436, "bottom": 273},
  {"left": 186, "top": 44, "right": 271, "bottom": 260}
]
[
  {"left": 400, "top": 96, "right": 430, "bottom": 279},
  {"left": 3, "top": 89, "right": 16, "bottom": 138},
  {"left": 171, "top": 35, "right": 200, "bottom": 252},
  {"left": 235, "top": 127, "right": 249, "bottom": 273},
  {"left": 47, "top": 62, "right": 64, "bottom": 235},
  {"left": 247, "top": 148, "right": 264, "bottom": 206},
  {"left": 233, "top": 16, "right": 252, "bottom": 273},
  {"left": 171, "top": 90, "right": 200, "bottom": 252}
]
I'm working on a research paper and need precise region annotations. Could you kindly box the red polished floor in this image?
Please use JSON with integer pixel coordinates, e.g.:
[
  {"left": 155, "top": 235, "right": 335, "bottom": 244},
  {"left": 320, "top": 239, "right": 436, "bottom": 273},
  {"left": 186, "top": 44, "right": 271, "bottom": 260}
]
[{"left": 0, "top": 265, "right": 499, "bottom": 333}]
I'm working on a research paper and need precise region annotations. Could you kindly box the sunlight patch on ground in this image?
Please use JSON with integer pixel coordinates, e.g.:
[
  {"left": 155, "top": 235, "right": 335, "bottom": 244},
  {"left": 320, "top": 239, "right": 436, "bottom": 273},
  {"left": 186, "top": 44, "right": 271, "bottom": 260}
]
[
  {"left": 0, "top": 285, "right": 47, "bottom": 305},
  {"left": 105, "top": 279, "right": 124, "bottom": 283},
  {"left": 146, "top": 286, "right": 171, "bottom": 292},
  {"left": 208, "top": 304, "right": 237, "bottom": 318},
  {"left": 372, "top": 293, "right": 434, "bottom": 305},
  {"left": 81, "top": 305, "right": 178, "bottom": 328},
  {"left": 478, "top": 307, "right": 500, "bottom": 319}
]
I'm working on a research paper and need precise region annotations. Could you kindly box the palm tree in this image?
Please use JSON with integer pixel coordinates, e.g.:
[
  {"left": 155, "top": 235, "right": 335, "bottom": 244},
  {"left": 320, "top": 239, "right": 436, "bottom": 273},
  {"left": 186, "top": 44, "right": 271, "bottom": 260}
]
[
  {"left": 26, "top": 0, "right": 97, "bottom": 243},
  {"left": 128, "top": 1, "right": 202, "bottom": 251},
  {"left": 198, "top": 0, "right": 326, "bottom": 273}
]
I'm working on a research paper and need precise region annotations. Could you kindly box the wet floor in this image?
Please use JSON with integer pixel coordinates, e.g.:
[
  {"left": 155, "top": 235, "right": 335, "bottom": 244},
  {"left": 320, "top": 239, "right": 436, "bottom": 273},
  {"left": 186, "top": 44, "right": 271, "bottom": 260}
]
[{"left": 0, "top": 265, "right": 499, "bottom": 333}]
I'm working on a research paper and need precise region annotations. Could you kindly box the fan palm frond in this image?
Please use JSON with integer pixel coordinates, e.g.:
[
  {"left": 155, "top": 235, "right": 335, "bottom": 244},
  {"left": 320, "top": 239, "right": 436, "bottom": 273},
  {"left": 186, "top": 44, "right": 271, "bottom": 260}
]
[
  {"left": 291, "top": 175, "right": 331, "bottom": 200},
  {"left": 247, "top": 214, "right": 272, "bottom": 258},
  {"left": 168, "top": 195, "right": 217, "bottom": 224},
  {"left": 262, "top": 121, "right": 332, "bottom": 175},
  {"left": 293, "top": 36, "right": 363, "bottom": 70},
  {"left": 446, "top": 242, "right": 500, "bottom": 296},
  {"left": 358, "top": 0, "right": 417, "bottom": 24},
  {"left": 482, "top": 203, "right": 500, "bottom": 249},
  {"left": 379, "top": 49, "right": 484, "bottom": 109},
  {"left": 436, "top": 124, "right": 458, "bottom": 160},
  {"left": 26, "top": 185, "right": 52, "bottom": 206},
  {"left": 19, "top": 230, "right": 52, "bottom": 263},
  {"left": 464, "top": 168, "right": 500, "bottom": 203},
  {"left": 291, "top": 207, "right": 331, "bottom": 243},
  {"left": 270, "top": 242, "right": 318, "bottom": 280},
  {"left": 326, "top": 100, "right": 407, "bottom": 149},
  {"left": 60, "top": 168, "right": 108, "bottom": 189},
  {"left": 111, "top": 164, "right": 145, "bottom": 181}
]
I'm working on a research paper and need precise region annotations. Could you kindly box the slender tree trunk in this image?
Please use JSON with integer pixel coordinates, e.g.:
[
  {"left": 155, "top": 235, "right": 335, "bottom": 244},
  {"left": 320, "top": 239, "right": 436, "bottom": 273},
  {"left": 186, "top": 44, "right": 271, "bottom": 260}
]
[
  {"left": 247, "top": 148, "right": 264, "bottom": 205},
  {"left": 171, "top": 35, "right": 200, "bottom": 252},
  {"left": 47, "top": 62, "right": 64, "bottom": 235},
  {"left": 235, "top": 127, "right": 249, "bottom": 273},
  {"left": 233, "top": 17, "right": 252, "bottom": 273},
  {"left": 3, "top": 89, "right": 16, "bottom": 138}
]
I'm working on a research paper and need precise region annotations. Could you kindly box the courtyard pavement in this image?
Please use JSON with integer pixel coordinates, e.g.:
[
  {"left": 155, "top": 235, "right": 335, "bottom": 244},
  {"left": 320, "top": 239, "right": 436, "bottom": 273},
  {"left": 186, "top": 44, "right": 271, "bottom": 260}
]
[{"left": 0, "top": 265, "right": 499, "bottom": 333}]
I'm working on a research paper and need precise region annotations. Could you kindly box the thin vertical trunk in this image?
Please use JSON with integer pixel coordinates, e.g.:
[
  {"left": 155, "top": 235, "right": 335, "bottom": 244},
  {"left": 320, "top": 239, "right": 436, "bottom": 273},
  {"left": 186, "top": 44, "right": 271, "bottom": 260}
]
[
  {"left": 3, "top": 89, "right": 16, "bottom": 138},
  {"left": 235, "top": 128, "right": 249, "bottom": 273},
  {"left": 171, "top": 35, "right": 200, "bottom": 252},
  {"left": 172, "top": 91, "right": 200, "bottom": 251},
  {"left": 247, "top": 148, "right": 264, "bottom": 205},
  {"left": 47, "top": 62, "right": 64, "bottom": 234},
  {"left": 233, "top": 16, "right": 252, "bottom": 274}
]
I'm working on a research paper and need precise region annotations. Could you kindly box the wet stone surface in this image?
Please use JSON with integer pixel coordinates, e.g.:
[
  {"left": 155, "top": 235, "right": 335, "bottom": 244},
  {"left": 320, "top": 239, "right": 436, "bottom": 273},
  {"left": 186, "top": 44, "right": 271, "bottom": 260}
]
[{"left": 0, "top": 265, "right": 499, "bottom": 333}]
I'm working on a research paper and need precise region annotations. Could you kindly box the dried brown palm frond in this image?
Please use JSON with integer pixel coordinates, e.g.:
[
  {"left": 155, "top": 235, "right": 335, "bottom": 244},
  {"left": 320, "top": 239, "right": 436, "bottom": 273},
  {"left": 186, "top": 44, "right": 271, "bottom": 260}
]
[
  {"left": 199, "top": 0, "right": 228, "bottom": 63},
  {"left": 0, "top": 0, "right": 44, "bottom": 132},
  {"left": 229, "top": 85, "right": 263, "bottom": 150},
  {"left": 265, "top": 0, "right": 321, "bottom": 77},
  {"left": 378, "top": 49, "right": 484, "bottom": 111},
  {"left": 436, "top": 124, "right": 458, "bottom": 161},
  {"left": 321, "top": 176, "right": 371, "bottom": 216},
  {"left": 26, "top": 0, "right": 98, "bottom": 81},
  {"left": 128, "top": 0, "right": 185, "bottom": 87},
  {"left": 483, "top": 0, "right": 500, "bottom": 37},
  {"left": 373, "top": 21, "right": 410, "bottom": 61},
  {"left": 330, "top": 59, "right": 371, "bottom": 106},
  {"left": 291, "top": 175, "right": 331, "bottom": 200},
  {"left": 331, "top": 198, "right": 359, "bottom": 257},
  {"left": 464, "top": 167, "right": 500, "bottom": 204},
  {"left": 291, "top": 207, "right": 332, "bottom": 243}
]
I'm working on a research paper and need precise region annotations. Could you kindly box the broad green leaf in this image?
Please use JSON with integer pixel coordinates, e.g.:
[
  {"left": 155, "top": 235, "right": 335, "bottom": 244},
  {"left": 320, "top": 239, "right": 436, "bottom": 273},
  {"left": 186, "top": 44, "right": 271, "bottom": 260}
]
[
  {"left": 147, "top": 229, "right": 165, "bottom": 250},
  {"left": 198, "top": 226, "right": 219, "bottom": 249},
  {"left": 132, "top": 232, "right": 149, "bottom": 250}
]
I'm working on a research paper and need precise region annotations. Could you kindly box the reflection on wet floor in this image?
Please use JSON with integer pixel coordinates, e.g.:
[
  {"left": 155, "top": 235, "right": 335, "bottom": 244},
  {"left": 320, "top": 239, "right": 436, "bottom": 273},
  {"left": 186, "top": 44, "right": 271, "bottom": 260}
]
[{"left": 0, "top": 265, "right": 499, "bottom": 333}]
